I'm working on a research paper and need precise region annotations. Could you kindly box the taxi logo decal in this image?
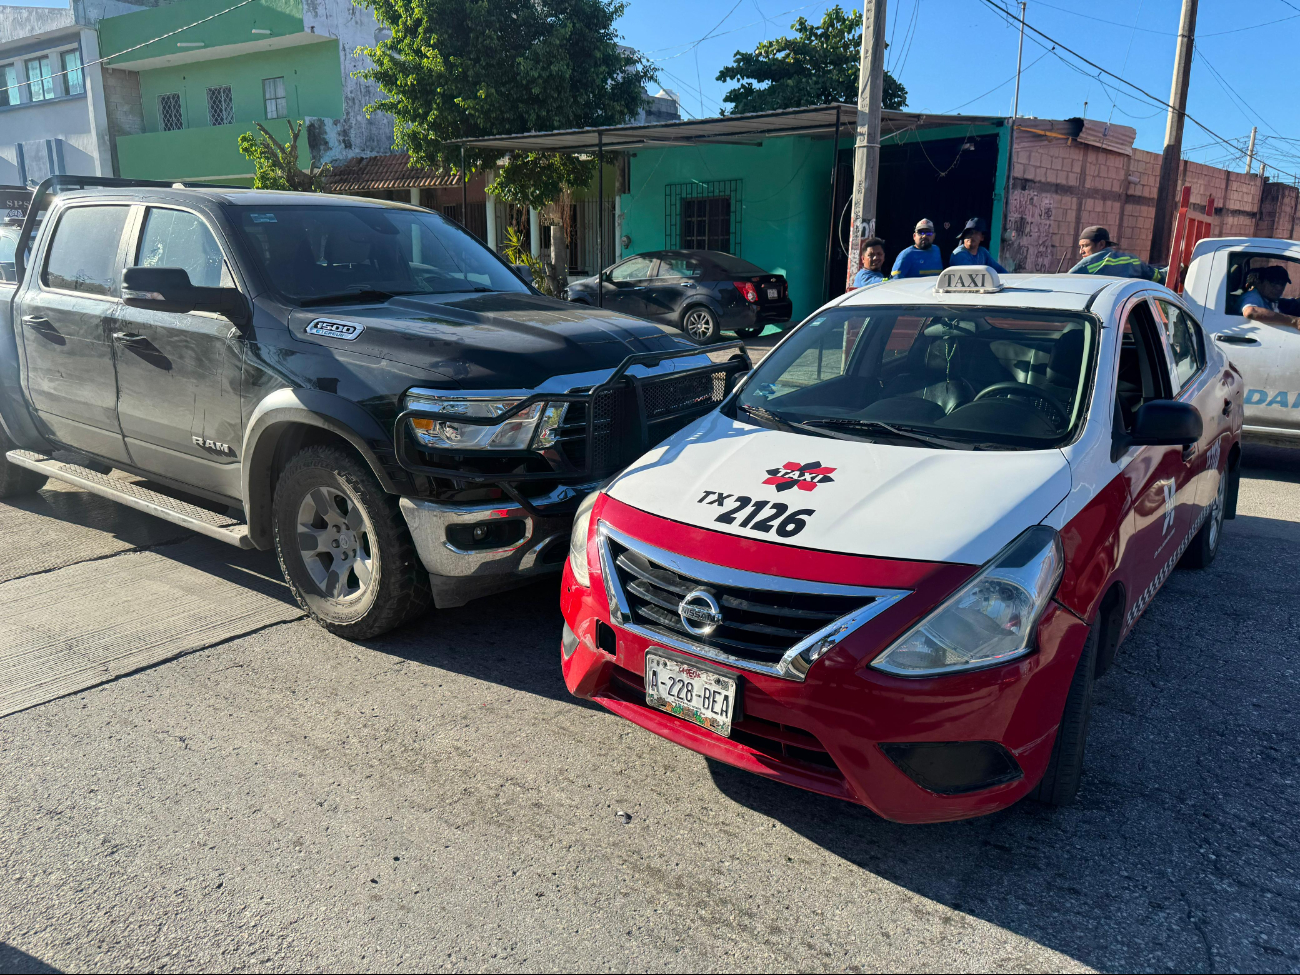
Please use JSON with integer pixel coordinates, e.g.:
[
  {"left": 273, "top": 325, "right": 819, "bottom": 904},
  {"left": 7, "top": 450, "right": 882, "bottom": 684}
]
[{"left": 763, "top": 461, "right": 837, "bottom": 492}]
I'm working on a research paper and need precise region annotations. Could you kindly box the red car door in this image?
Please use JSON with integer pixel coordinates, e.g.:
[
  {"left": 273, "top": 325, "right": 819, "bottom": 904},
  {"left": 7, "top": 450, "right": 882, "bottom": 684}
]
[{"left": 1114, "top": 297, "right": 1197, "bottom": 631}]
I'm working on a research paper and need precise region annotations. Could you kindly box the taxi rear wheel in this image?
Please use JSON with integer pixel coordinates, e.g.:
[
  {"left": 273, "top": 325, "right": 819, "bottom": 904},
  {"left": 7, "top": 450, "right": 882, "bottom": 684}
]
[
  {"left": 1178, "top": 464, "right": 1228, "bottom": 570},
  {"left": 1031, "top": 614, "right": 1099, "bottom": 807}
]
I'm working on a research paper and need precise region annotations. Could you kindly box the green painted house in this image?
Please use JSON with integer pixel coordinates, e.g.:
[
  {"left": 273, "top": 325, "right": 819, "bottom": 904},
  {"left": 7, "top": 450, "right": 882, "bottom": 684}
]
[{"left": 97, "top": 0, "right": 393, "bottom": 183}]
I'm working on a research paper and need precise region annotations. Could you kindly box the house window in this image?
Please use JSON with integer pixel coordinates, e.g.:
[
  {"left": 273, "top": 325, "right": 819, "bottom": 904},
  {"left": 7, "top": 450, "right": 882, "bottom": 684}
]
[
  {"left": 158, "top": 92, "right": 183, "bottom": 131},
  {"left": 665, "top": 180, "right": 742, "bottom": 255},
  {"left": 263, "top": 77, "right": 287, "bottom": 119},
  {"left": 25, "top": 57, "right": 54, "bottom": 102},
  {"left": 0, "top": 64, "right": 18, "bottom": 107},
  {"left": 206, "top": 85, "right": 233, "bottom": 126},
  {"left": 61, "top": 50, "right": 83, "bottom": 95}
]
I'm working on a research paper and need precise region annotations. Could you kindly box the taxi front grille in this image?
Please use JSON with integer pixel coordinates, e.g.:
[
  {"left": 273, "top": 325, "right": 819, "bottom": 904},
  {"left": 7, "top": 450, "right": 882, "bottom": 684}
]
[{"left": 599, "top": 526, "right": 909, "bottom": 680}]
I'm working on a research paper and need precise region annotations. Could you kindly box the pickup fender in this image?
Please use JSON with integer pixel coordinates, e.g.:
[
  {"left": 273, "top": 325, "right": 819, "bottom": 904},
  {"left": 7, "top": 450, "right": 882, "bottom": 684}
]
[{"left": 241, "top": 388, "right": 405, "bottom": 550}]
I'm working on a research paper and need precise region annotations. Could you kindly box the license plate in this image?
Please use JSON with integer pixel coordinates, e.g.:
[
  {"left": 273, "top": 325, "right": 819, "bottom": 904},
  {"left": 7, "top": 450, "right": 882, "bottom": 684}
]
[
  {"left": 645, "top": 651, "right": 737, "bottom": 737},
  {"left": 766, "top": 287, "right": 779, "bottom": 299}
]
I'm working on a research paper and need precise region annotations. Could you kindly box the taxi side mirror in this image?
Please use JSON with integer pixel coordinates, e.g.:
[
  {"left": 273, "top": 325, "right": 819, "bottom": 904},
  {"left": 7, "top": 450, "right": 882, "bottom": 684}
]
[{"left": 1122, "top": 400, "right": 1203, "bottom": 449}]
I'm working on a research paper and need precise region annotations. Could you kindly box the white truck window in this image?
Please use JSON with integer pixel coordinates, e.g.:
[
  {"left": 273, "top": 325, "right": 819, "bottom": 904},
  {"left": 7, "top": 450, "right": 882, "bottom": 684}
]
[
  {"left": 1225, "top": 252, "right": 1300, "bottom": 316},
  {"left": 43, "top": 205, "right": 130, "bottom": 298}
]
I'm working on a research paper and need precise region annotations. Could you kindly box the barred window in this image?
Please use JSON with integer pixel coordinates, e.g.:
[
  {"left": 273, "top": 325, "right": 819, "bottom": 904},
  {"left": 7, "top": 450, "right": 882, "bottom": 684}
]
[
  {"left": 158, "top": 92, "right": 183, "bottom": 131},
  {"left": 263, "top": 77, "right": 287, "bottom": 119},
  {"left": 61, "top": 50, "right": 83, "bottom": 95},
  {"left": 25, "top": 56, "right": 54, "bottom": 102},
  {"left": 665, "top": 179, "right": 741, "bottom": 256},
  {"left": 206, "top": 85, "right": 233, "bottom": 126}
]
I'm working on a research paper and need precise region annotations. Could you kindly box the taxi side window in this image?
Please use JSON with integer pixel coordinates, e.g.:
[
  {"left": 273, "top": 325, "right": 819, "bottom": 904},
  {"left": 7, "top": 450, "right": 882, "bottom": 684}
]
[
  {"left": 1115, "top": 300, "right": 1173, "bottom": 433},
  {"left": 1152, "top": 299, "right": 1205, "bottom": 391}
]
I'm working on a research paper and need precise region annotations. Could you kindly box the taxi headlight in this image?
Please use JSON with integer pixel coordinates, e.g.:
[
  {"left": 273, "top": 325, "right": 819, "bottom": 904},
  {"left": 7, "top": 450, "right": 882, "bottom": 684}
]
[
  {"left": 405, "top": 393, "right": 567, "bottom": 451},
  {"left": 567, "top": 490, "right": 600, "bottom": 588},
  {"left": 871, "top": 526, "right": 1064, "bottom": 677}
]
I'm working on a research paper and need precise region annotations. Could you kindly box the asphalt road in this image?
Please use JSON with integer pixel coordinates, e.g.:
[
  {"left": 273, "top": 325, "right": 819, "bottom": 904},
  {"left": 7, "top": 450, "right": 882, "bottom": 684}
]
[{"left": 1, "top": 444, "right": 1297, "bottom": 974}]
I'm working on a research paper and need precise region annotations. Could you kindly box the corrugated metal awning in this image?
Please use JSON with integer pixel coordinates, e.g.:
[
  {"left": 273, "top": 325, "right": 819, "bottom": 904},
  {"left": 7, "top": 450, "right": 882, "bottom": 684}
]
[{"left": 448, "top": 105, "right": 1005, "bottom": 153}]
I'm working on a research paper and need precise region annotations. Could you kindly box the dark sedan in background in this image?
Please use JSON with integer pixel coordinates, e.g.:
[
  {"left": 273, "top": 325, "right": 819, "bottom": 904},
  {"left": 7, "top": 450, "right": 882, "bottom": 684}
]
[{"left": 564, "top": 250, "right": 792, "bottom": 342}]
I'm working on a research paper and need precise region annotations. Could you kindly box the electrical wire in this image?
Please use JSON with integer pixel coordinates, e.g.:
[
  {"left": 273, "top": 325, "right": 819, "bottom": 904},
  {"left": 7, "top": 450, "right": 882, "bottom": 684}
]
[{"left": 941, "top": 48, "right": 1051, "bottom": 114}]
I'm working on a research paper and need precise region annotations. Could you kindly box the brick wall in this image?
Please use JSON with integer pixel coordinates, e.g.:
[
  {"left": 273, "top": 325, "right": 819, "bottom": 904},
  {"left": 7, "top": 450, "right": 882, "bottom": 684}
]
[{"left": 1000, "top": 125, "right": 1287, "bottom": 272}]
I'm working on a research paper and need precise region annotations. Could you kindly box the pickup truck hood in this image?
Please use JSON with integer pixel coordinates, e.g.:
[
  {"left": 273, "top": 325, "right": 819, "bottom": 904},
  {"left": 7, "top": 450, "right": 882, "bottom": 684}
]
[
  {"left": 605, "top": 412, "right": 1072, "bottom": 565},
  {"left": 286, "top": 292, "right": 693, "bottom": 389}
]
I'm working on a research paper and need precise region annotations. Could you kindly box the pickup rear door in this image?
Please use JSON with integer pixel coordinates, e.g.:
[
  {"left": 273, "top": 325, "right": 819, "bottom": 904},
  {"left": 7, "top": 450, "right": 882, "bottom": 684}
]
[
  {"left": 1201, "top": 244, "right": 1300, "bottom": 439},
  {"left": 112, "top": 205, "right": 246, "bottom": 498},
  {"left": 17, "top": 202, "right": 133, "bottom": 464}
]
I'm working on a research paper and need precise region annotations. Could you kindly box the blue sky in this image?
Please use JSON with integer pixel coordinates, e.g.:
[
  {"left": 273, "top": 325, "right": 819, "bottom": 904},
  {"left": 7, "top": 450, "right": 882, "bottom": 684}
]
[{"left": 8, "top": 0, "right": 1297, "bottom": 177}]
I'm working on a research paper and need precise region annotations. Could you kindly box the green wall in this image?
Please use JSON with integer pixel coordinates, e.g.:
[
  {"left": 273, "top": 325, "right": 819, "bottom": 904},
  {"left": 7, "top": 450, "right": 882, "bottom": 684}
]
[
  {"left": 99, "top": 0, "right": 305, "bottom": 64},
  {"left": 620, "top": 136, "right": 835, "bottom": 323}
]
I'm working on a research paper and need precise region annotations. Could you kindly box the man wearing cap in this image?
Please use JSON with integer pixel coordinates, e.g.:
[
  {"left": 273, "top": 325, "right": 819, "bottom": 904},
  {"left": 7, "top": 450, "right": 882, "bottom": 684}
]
[
  {"left": 1240, "top": 265, "right": 1300, "bottom": 329},
  {"left": 1069, "top": 226, "right": 1165, "bottom": 282},
  {"left": 950, "top": 217, "right": 1006, "bottom": 272},
  {"left": 891, "top": 219, "right": 944, "bottom": 279}
]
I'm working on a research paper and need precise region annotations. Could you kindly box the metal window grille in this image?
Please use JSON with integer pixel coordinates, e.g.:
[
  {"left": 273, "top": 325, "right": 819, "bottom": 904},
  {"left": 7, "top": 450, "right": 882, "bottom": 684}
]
[
  {"left": 158, "top": 92, "right": 183, "bottom": 131},
  {"left": 263, "top": 77, "right": 287, "bottom": 119},
  {"left": 61, "top": 50, "right": 83, "bottom": 95},
  {"left": 206, "top": 85, "right": 233, "bottom": 126},
  {"left": 665, "top": 180, "right": 741, "bottom": 256}
]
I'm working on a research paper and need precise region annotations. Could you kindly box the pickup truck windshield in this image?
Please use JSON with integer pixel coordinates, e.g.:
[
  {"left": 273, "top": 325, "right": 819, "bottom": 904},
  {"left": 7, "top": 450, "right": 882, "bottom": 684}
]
[
  {"left": 231, "top": 205, "right": 528, "bottom": 303},
  {"left": 733, "top": 305, "right": 1096, "bottom": 449}
]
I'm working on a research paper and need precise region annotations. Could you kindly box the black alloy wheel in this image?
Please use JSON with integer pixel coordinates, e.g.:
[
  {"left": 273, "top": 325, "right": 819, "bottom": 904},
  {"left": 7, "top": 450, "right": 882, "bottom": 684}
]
[
  {"left": 272, "top": 445, "right": 431, "bottom": 639},
  {"left": 681, "top": 305, "right": 721, "bottom": 343}
]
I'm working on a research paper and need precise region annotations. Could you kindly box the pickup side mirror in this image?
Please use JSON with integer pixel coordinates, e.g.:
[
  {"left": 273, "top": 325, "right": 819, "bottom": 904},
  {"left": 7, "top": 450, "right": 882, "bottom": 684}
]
[
  {"left": 1115, "top": 400, "right": 1203, "bottom": 459},
  {"left": 122, "top": 266, "right": 249, "bottom": 327}
]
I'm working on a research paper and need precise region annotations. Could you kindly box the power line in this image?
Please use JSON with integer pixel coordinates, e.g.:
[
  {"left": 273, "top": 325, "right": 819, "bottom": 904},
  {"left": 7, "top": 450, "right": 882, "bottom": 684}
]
[
  {"left": 942, "top": 48, "right": 1050, "bottom": 114},
  {"left": 976, "top": 0, "right": 1300, "bottom": 183}
]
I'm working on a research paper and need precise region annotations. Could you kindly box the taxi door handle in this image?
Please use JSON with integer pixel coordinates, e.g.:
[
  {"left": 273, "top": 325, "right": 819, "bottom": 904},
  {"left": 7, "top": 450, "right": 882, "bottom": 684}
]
[
  {"left": 1222, "top": 398, "right": 1233, "bottom": 417},
  {"left": 1182, "top": 442, "right": 1197, "bottom": 462}
]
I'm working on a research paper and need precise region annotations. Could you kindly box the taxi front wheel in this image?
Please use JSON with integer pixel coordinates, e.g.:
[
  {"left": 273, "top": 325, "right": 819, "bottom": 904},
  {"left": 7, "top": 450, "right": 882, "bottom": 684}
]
[{"left": 1031, "top": 615, "right": 1099, "bottom": 807}]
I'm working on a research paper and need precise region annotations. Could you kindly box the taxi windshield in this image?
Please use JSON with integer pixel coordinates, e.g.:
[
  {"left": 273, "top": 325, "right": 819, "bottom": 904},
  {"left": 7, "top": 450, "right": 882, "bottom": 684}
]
[{"left": 732, "top": 305, "right": 1097, "bottom": 449}]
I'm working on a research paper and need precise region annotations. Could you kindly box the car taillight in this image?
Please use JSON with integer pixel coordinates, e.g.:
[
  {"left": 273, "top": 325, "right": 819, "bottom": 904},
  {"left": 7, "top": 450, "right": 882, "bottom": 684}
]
[{"left": 734, "top": 281, "right": 758, "bottom": 302}]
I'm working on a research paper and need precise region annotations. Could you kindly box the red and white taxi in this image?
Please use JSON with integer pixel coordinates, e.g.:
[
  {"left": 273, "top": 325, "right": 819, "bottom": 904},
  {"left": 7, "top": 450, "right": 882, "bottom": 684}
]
[{"left": 559, "top": 267, "right": 1243, "bottom": 823}]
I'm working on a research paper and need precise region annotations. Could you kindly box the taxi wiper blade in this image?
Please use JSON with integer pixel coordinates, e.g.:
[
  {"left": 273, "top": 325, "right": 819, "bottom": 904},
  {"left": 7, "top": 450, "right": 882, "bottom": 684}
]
[
  {"left": 800, "top": 418, "right": 975, "bottom": 451},
  {"left": 738, "top": 403, "right": 835, "bottom": 439}
]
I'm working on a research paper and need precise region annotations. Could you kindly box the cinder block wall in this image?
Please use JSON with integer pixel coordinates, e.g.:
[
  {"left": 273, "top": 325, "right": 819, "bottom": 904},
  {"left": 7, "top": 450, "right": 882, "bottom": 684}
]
[{"left": 1001, "top": 127, "right": 1293, "bottom": 272}]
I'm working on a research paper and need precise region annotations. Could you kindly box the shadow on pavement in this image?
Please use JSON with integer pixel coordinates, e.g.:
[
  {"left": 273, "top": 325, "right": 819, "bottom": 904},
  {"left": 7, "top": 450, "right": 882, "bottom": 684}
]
[
  {"left": 0, "top": 944, "right": 61, "bottom": 974},
  {"left": 1241, "top": 443, "right": 1300, "bottom": 483}
]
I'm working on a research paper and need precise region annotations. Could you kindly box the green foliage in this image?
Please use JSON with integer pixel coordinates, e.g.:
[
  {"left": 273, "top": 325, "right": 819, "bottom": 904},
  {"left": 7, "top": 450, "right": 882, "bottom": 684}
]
[
  {"left": 357, "top": 0, "right": 655, "bottom": 207},
  {"left": 716, "top": 6, "right": 907, "bottom": 114},
  {"left": 237, "top": 120, "right": 328, "bottom": 191},
  {"left": 502, "top": 226, "right": 555, "bottom": 295}
]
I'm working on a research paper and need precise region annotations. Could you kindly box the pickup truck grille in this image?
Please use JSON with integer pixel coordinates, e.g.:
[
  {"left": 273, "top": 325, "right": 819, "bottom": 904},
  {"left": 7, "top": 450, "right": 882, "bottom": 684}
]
[{"left": 600, "top": 527, "right": 910, "bottom": 680}]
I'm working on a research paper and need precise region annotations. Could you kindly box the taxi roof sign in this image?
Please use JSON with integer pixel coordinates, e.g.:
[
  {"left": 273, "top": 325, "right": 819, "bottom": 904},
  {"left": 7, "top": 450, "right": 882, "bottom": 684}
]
[{"left": 933, "top": 266, "right": 1004, "bottom": 294}]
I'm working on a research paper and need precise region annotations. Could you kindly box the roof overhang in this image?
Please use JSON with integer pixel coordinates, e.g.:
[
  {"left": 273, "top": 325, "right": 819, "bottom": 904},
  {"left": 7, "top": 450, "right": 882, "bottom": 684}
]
[
  {"left": 448, "top": 105, "right": 1005, "bottom": 154},
  {"left": 104, "top": 30, "right": 333, "bottom": 72}
]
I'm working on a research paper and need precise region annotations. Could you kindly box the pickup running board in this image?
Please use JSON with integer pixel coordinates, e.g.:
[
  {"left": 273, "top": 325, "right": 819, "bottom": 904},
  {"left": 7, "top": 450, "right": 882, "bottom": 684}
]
[{"left": 5, "top": 450, "right": 253, "bottom": 549}]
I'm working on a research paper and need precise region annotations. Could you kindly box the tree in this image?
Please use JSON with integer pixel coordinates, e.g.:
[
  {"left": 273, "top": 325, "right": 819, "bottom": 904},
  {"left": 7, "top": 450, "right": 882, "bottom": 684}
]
[
  {"left": 237, "top": 120, "right": 329, "bottom": 191},
  {"left": 356, "top": 0, "right": 655, "bottom": 205},
  {"left": 716, "top": 6, "right": 907, "bottom": 115}
]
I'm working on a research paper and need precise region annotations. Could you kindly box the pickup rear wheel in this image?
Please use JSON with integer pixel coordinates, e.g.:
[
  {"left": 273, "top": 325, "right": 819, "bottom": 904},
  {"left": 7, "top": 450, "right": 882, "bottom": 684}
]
[
  {"left": 272, "top": 445, "right": 431, "bottom": 639},
  {"left": 0, "top": 429, "right": 46, "bottom": 498}
]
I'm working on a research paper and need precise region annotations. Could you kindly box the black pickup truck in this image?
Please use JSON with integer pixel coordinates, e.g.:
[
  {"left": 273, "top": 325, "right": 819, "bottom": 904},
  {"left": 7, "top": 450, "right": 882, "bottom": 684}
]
[{"left": 0, "top": 177, "right": 748, "bottom": 637}]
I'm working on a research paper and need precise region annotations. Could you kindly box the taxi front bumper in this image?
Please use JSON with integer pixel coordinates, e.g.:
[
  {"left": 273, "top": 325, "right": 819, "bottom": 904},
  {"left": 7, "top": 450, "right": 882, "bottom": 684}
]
[{"left": 559, "top": 500, "right": 1091, "bottom": 824}]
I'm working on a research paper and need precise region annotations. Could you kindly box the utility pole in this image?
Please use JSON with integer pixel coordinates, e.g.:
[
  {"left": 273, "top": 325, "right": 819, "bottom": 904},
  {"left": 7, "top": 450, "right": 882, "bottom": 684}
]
[
  {"left": 1150, "top": 0, "right": 1198, "bottom": 264},
  {"left": 1245, "top": 126, "right": 1258, "bottom": 174},
  {"left": 845, "top": 0, "right": 887, "bottom": 290},
  {"left": 1000, "top": 1, "right": 1026, "bottom": 267}
]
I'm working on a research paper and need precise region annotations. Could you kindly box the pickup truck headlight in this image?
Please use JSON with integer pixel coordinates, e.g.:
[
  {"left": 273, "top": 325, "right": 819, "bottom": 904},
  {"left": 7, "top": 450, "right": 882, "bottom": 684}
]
[
  {"left": 871, "top": 526, "right": 1064, "bottom": 677},
  {"left": 567, "top": 490, "right": 600, "bottom": 587},
  {"left": 404, "top": 393, "right": 567, "bottom": 451}
]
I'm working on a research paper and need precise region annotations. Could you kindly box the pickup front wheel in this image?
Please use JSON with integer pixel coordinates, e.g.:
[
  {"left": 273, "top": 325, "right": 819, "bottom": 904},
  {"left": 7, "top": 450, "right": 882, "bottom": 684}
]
[{"left": 272, "top": 445, "right": 431, "bottom": 639}]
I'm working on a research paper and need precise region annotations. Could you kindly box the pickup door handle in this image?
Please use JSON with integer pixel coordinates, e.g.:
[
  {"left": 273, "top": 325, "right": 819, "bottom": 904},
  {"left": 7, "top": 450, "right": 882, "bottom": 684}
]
[
  {"left": 22, "top": 316, "right": 52, "bottom": 329},
  {"left": 1215, "top": 334, "right": 1260, "bottom": 346},
  {"left": 111, "top": 331, "right": 148, "bottom": 346}
]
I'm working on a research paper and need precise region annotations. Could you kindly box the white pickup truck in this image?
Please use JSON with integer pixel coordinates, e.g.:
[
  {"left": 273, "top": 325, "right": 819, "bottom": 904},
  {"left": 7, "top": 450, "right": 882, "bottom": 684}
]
[{"left": 1182, "top": 236, "right": 1300, "bottom": 447}]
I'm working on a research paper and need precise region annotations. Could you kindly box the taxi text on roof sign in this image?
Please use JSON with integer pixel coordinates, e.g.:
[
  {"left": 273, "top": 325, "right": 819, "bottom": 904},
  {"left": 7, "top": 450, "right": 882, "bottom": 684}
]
[{"left": 934, "top": 266, "right": 1004, "bottom": 294}]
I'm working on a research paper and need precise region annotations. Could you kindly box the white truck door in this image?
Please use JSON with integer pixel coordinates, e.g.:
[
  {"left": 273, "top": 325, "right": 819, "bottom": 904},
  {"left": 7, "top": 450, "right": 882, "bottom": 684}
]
[{"left": 1196, "top": 243, "right": 1300, "bottom": 445}]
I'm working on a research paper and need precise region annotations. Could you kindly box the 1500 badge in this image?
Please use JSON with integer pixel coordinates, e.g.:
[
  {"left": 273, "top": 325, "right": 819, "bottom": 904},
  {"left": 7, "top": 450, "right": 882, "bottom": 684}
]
[{"left": 697, "top": 491, "right": 813, "bottom": 537}]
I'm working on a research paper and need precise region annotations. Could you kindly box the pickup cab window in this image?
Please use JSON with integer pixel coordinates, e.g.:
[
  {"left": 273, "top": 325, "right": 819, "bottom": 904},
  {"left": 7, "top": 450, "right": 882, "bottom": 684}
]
[
  {"left": 231, "top": 205, "right": 527, "bottom": 304},
  {"left": 137, "top": 208, "right": 234, "bottom": 289},
  {"left": 1224, "top": 252, "right": 1300, "bottom": 316},
  {"left": 43, "top": 205, "right": 130, "bottom": 298}
]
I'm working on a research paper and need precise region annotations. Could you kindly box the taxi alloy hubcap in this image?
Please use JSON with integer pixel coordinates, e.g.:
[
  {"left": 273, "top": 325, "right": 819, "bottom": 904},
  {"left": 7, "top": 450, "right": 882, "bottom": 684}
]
[
  {"left": 1208, "top": 467, "right": 1228, "bottom": 549},
  {"left": 296, "top": 486, "right": 374, "bottom": 601}
]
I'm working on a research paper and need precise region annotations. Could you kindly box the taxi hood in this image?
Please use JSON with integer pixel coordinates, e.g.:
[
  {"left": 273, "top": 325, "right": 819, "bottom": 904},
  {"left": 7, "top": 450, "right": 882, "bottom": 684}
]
[{"left": 605, "top": 412, "right": 1072, "bottom": 565}]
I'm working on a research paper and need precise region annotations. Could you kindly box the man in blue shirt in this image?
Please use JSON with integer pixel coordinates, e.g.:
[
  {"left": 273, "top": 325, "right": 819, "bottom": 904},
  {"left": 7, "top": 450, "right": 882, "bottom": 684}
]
[
  {"left": 891, "top": 219, "right": 944, "bottom": 278},
  {"left": 851, "top": 236, "right": 887, "bottom": 289},
  {"left": 1240, "top": 265, "right": 1300, "bottom": 329},
  {"left": 950, "top": 217, "right": 1007, "bottom": 272},
  {"left": 1068, "top": 226, "right": 1165, "bottom": 282}
]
